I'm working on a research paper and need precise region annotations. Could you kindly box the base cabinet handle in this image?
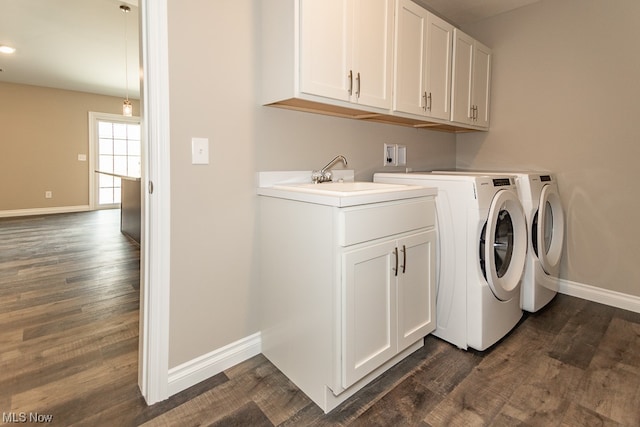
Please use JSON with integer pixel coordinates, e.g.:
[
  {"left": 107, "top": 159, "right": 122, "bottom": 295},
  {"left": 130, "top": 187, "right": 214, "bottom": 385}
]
[
  {"left": 393, "top": 247, "right": 399, "bottom": 276},
  {"left": 401, "top": 245, "right": 406, "bottom": 273}
]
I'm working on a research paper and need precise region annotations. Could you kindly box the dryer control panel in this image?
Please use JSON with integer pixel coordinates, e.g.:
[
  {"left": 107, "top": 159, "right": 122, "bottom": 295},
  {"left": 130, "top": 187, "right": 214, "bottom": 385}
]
[{"left": 492, "top": 178, "right": 513, "bottom": 187}]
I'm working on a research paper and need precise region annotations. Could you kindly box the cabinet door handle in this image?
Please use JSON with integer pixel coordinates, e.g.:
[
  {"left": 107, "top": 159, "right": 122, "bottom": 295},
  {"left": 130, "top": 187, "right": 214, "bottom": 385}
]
[
  {"left": 401, "top": 245, "right": 406, "bottom": 273},
  {"left": 393, "top": 247, "right": 399, "bottom": 277},
  {"left": 347, "top": 70, "right": 353, "bottom": 96},
  {"left": 423, "top": 92, "right": 427, "bottom": 111},
  {"left": 427, "top": 93, "right": 432, "bottom": 111},
  {"left": 355, "top": 72, "right": 361, "bottom": 98}
]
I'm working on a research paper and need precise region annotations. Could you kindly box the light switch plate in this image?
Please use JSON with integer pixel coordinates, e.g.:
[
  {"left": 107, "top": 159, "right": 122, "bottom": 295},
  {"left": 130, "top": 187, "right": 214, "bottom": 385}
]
[{"left": 191, "top": 137, "right": 209, "bottom": 165}]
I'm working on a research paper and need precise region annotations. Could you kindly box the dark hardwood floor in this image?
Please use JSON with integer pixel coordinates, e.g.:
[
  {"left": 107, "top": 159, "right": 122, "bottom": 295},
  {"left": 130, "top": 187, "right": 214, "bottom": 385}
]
[{"left": 1, "top": 210, "right": 639, "bottom": 426}]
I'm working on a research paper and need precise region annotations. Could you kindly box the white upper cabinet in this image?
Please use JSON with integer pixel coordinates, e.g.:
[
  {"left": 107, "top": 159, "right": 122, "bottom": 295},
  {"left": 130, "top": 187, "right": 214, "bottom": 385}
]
[
  {"left": 393, "top": 0, "right": 453, "bottom": 120},
  {"left": 472, "top": 41, "right": 491, "bottom": 128},
  {"left": 299, "top": 0, "right": 394, "bottom": 110},
  {"left": 351, "top": 0, "right": 394, "bottom": 109},
  {"left": 299, "top": 1, "right": 350, "bottom": 102},
  {"left": 451, "top": 29, "right": 492, "bottom": 128},
  {"left": 425, "top": 13, "right": 455, "bottom": 120},
  {"left": 262, "top": 0, "right": 491, "bottom": 132}
]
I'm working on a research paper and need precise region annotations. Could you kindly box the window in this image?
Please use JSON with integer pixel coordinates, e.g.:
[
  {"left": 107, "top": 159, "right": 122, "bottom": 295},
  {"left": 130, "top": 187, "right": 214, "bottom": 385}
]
[{"left": 89, "top": 112, "right": 141, "bottom": 209}]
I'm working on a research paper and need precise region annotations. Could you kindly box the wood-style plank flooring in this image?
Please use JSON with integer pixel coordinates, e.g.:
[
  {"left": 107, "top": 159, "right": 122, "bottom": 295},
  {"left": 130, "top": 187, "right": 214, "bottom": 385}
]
[{"left": 1, "top": 210, "right": 639, "bottom": 426}]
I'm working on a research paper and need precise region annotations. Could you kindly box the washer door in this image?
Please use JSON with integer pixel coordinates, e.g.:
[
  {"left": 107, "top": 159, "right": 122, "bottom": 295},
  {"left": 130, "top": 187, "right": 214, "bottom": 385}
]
[
  {"left": 533, "top": 184, "right": 565, "bottom": 275},
  {"left": 480, "top": 190, "right": 527, "bottom": 301}
]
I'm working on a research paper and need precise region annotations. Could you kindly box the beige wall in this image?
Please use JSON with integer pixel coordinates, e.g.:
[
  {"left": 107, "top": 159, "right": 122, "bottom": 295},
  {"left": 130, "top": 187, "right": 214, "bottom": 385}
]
[
  {"left": 166, "top": 0, "right": 456, "bottom": 368},
  {"left": 0, "top": 82, "right": 141, "bottom": 211},
  {"left": 457, "top": 0, "right": 640, "bottom": 295}
]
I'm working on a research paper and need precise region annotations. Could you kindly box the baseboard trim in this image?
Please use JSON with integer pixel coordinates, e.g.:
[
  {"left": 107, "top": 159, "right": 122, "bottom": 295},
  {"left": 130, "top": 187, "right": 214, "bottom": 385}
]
[
  {"left": 167, "top": 332, "right": 262, "bottom": 396},
  {"left": 0, "top": 205, "right": 91, "bottom": 218},
  {"left": 558, "top": 278, "right": 640, "bottom": 313}
]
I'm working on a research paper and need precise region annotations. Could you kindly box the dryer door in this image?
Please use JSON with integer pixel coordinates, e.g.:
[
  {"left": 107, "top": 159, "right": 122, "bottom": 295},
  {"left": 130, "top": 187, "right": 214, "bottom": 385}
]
[
  {"left": 534, "top": 184, "right": 565, "bottom": 276},
  {"left": 480, "top": 190, "right": 527, "bottom": 301}
]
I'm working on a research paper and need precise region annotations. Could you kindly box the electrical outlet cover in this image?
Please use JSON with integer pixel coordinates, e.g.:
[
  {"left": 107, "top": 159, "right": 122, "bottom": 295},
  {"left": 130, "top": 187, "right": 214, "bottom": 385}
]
[
  {"left": 384, "top": 143, "right": 396, "bottom": 166},
  {"left": 397, "top": 145, "right": 407, "bottom": 166}
]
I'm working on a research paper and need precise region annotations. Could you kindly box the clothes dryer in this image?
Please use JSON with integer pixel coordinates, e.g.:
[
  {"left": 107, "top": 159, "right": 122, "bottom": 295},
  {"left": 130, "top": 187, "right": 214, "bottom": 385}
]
[
  {"left": 435, "top": 171, "right": 565, "bottom": 312},
  {"left": 374, "top": 172, "right": 527, "bottom": 351}
]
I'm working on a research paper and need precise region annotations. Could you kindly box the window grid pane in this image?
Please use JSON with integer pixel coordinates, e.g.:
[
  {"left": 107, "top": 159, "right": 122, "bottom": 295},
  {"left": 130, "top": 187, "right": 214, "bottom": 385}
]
[{"left": 97, "top": 120, "right": 141, "bottom": 205}]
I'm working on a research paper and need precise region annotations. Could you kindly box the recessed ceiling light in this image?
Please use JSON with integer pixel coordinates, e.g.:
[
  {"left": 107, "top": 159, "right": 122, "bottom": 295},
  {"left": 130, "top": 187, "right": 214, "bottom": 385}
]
[{"left": 0, "top": 45, "right": 16, "bottom": 54}]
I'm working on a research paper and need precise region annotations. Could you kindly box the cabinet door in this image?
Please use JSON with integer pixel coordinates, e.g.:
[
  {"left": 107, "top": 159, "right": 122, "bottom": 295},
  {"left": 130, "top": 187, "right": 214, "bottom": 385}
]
[
  {"left": 393, "top": 0, "right": 428, "bottom": 116},
  {"left": 451, "top": 29, "right": 474, "bottom": 125},
  {"left": 299, "top": 0, "right": 351, "bottom": 101},
  {"left": 472, "top": 41, "right": 491, "bottom": 128},
  {"left": 341, "top": 239, "right": 397, "bottom": 389},
  {"left": 425, "top": 14, "right": 453, "bottom": 120},
  {"left": 351, "top": 0, "right": 394, "bottom": 109},
  {"left": 397, "top": 230, "right": 436, "bottom": 351}
]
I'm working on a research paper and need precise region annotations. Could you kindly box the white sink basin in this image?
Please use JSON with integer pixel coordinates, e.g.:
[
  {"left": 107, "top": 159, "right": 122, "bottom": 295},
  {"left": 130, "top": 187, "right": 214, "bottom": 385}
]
[
  {"left": 257, "top": 172, "right": 436, "bottom": 207},
  {"left": 261, "top": 180, "right": 436, "bottom": 207},
  {"left": 273, "top": 181, "right": 410, "bottom": 195}
]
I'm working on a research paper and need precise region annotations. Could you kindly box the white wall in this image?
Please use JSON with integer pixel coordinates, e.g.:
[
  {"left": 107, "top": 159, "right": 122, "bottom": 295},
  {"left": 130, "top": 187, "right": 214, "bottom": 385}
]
[
  {"left": 166, "top": 0, "right": 456, "bottom": 368},
  {"left": 457, "top": 0, "right": 640, "bottom": 296}
]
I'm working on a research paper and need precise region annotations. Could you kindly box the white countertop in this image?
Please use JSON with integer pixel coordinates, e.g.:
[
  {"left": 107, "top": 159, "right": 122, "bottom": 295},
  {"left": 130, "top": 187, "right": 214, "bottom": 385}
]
[{"left": 257, "top": 170, "right": 436, "bottom": 207}]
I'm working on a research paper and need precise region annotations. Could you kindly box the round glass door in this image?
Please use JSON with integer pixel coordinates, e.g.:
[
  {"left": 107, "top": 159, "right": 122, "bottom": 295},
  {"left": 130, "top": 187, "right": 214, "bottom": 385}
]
[
  {"left": 494, "top": 210, "right": 515, "bottom": 278},
  {"left": 535, "top": 184, "right": 565, "bottom": 275},
  {"left": 479, "top": 190, "right": 527, "bottom": 301}
]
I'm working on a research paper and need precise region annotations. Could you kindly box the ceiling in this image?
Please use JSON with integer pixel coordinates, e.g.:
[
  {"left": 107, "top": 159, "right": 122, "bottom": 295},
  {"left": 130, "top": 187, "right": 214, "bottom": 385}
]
[
  {"left": 416, "top": 0, "right": 539, "bottom": 27},
  {"left": 0, "top": 0, "right": 537, "bottom": 99},
  {"left": 0, "top": 0, "right": 140, "bottom": 98}
]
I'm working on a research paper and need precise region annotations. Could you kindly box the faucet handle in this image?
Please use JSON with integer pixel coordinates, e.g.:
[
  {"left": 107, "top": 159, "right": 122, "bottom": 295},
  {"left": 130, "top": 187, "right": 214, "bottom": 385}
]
[{"left": 311, "top": 170, "right": 323, "bottom": 184}]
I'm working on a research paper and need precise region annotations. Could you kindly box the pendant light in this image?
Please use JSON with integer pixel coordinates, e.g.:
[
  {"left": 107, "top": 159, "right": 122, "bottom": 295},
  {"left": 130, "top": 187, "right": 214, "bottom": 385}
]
[{"left": 120, "top": 5, "right": 133, "bottom": 117}]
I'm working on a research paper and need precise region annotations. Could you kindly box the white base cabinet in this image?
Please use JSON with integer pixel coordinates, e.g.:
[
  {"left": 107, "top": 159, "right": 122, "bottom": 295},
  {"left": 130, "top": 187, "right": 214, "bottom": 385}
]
[{"left": 259, "top": 196, "right": 436, "bottom": 413}]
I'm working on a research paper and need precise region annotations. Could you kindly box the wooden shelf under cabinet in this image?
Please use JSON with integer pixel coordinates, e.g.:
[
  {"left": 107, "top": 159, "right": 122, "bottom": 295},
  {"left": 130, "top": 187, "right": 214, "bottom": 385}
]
[{"left": 266, "top": 98, "right": 482, "bottom": 133}]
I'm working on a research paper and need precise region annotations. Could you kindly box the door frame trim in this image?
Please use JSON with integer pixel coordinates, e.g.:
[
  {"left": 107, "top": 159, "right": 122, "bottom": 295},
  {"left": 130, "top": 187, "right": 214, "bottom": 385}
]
[{"left": 138, "top": 0, "right": 171, "bottom": 404}]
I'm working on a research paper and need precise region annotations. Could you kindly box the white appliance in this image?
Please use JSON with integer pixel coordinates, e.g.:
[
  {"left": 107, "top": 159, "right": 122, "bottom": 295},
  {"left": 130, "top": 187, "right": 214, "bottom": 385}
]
[
  {"left": 435, "top": 171, "right": 565, "bottom": 312},
  {"left": 374, "top": 172, "right": 527, "bottom": 351}
]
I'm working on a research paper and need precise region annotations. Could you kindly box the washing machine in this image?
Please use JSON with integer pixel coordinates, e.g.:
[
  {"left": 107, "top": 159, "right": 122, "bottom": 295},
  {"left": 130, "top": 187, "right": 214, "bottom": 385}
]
[
  {"left": 434, "top": 171, "right": 565, "bottom": 312},
  {"left": 374, "top": 172, "right": 527, "bottom": 351}
]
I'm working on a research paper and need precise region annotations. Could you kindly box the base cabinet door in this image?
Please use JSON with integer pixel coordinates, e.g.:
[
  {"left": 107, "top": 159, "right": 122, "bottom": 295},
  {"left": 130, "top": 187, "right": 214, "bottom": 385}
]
[
  {"left": 341, "top": 230, "right": 435, "bottom": 389},
  {"left": 397, "top": 230, "right": 436, "bottom": 351},
  {"left": 341, "top": 240, "right": 397, "bottom": 389}
]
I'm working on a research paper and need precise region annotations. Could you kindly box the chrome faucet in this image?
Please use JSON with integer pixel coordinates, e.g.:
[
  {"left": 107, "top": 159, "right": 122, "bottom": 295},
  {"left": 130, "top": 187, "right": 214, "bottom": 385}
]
[{"left": 311, "top": 155, "right": 348, "bottom": 184}]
